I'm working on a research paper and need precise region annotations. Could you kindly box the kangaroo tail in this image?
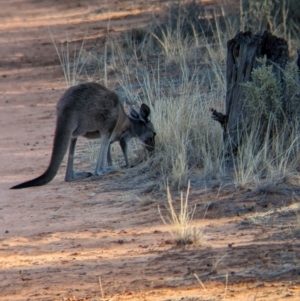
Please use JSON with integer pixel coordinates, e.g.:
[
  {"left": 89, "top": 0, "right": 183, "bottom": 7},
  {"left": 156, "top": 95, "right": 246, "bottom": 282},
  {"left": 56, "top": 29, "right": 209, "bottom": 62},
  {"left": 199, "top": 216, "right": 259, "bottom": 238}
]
[{"left": 10, "top": 117, "right": 73, "bottom": 189}]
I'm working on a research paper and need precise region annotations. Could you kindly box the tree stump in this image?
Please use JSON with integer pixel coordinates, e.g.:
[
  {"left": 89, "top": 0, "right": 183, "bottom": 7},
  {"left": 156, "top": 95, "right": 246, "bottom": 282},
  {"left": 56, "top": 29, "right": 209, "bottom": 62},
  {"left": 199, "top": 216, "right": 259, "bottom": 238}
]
[{"left": 212, "top": 31, "right": 289, "bottom": 155}]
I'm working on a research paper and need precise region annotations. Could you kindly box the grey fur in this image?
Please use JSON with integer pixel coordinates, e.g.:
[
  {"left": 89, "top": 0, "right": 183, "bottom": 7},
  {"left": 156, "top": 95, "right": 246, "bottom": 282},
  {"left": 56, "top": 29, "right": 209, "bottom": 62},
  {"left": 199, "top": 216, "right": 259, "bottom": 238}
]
[{"left": 11, "top": 82, "right": 155, "bottom": 189}]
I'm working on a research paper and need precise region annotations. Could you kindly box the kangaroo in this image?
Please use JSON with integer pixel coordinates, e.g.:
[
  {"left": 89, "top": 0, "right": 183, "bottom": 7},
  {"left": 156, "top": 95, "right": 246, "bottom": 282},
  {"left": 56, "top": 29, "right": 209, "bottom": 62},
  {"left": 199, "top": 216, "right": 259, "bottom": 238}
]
[{"left": 11, "top": 82, "right": 156, "bottom": 189}]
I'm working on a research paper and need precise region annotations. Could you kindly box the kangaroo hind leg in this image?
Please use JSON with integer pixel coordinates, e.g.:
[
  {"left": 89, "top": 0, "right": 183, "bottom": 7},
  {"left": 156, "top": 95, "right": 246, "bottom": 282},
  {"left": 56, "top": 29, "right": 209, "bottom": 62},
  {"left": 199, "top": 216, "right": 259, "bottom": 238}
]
[
  {"left": 95, "top": 135, "right": 111, "bottom": 176},
  {"left": 65, "top": 137, "right": 92, "bottom": 181}
]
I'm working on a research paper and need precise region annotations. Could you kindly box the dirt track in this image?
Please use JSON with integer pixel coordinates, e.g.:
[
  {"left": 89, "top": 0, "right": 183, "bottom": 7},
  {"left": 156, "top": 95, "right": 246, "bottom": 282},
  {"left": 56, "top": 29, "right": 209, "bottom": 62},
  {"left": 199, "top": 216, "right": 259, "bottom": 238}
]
[{"left": 1, "top": 1, "right": 300, "bottom": 300}]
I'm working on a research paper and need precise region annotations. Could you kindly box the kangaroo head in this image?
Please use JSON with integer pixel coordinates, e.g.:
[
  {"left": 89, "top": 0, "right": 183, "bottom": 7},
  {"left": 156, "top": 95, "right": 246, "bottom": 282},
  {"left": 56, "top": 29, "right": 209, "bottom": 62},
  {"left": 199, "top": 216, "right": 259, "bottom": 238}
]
[{"left": 129, "top": 103, "right": 156, "bottom": 152}]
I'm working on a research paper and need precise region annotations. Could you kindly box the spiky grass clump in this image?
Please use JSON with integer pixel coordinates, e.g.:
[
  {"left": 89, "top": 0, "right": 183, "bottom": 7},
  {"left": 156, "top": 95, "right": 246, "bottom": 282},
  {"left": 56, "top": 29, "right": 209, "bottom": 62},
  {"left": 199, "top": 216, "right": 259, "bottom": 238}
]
[
  {"left": 50, "top": 30, "right": 89, "bottom": 88},
  {"left": 158, "top": 181, "right": 204, "bottom": 245}
]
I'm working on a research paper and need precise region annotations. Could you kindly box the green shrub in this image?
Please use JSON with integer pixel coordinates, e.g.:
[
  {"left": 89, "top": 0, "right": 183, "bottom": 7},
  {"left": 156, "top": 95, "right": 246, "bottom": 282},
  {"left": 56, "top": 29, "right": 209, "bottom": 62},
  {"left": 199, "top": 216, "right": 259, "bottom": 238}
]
[{"left": 243, "top": 57, "right": 282, "bottom": 121}]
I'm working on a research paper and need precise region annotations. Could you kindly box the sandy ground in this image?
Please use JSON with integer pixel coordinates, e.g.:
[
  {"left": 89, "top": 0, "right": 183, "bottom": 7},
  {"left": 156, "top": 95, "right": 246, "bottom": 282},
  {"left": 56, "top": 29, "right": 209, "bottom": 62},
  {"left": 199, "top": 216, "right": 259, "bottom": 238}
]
[{"left": 1, "top": 1, "right": 300, "bottom": 300}]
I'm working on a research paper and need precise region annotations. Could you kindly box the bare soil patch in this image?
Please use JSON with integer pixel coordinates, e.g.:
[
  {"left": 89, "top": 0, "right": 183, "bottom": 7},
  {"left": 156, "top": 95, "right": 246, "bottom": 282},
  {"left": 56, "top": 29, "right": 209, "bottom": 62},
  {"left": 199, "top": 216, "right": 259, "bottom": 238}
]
[{"left": 1, "top": 1, "right": 300, "bottom": 300}]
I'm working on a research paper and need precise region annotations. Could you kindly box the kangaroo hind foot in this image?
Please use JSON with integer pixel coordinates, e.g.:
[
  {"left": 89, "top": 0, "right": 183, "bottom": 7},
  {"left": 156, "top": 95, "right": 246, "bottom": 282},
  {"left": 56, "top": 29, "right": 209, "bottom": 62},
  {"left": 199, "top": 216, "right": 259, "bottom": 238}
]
[{"left": 64, "top": 171, "right": 93, "bottom": 182}]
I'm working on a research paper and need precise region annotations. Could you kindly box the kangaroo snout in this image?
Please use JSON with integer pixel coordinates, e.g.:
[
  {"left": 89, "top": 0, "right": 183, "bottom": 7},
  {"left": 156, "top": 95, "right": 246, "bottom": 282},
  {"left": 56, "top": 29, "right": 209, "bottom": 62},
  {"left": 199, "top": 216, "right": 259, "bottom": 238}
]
[{"left": 144, "top": 135, "right": 155, "bottom": 152}]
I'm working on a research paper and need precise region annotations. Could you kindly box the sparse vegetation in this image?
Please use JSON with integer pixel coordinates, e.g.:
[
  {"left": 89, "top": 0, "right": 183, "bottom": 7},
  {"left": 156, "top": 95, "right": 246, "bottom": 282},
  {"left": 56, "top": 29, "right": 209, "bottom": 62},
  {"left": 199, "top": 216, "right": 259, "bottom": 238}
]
[
  {"left": 5, "top": 0, "right": 300, "bottom": 300},
  {"left": 72, "top": 0, "right": 300, "bottom": 191}
]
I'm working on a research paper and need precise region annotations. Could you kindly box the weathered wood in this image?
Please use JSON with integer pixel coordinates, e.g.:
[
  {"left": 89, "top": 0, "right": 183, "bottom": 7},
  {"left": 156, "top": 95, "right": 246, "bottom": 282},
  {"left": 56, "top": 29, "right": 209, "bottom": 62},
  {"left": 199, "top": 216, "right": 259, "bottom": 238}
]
[
  {"left": 211, "top": 30, "right": 289, "bottom": 155},
  {"left": 297, "top": 49, "right": 300, "bottom": 73}
]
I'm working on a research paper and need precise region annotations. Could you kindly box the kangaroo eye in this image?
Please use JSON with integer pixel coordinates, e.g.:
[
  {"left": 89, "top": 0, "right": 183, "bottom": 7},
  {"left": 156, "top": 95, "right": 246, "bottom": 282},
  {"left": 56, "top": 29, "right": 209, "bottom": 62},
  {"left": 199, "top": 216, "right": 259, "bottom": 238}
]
[{"left": 153, "top": 132, "right": 156, "bottom": 137}]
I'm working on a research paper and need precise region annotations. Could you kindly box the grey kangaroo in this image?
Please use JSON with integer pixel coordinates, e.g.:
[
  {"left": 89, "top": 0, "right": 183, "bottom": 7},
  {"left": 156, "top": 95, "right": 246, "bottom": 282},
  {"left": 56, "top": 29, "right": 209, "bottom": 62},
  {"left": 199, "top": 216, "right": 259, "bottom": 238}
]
[{"left": 11, "top": 82, "right": 156, "bottom": 189}]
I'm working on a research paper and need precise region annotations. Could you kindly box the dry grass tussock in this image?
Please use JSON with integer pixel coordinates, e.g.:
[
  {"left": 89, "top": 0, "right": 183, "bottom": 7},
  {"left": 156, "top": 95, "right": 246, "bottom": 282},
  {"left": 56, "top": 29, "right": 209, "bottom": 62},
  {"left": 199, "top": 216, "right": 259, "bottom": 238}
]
[{"left": 158, "top": 181, "right": 205, "bottom": 245}]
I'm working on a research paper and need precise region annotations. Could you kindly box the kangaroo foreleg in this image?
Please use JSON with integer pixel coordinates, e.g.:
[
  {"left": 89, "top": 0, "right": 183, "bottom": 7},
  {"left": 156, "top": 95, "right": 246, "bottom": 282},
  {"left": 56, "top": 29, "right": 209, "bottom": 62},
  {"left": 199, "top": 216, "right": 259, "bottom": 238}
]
[
  {"left": 106, "top": 139, "right": 129, "bottom": 168},
  {"left": 120, "top": 137, "right": 129, "bottom": 167}
]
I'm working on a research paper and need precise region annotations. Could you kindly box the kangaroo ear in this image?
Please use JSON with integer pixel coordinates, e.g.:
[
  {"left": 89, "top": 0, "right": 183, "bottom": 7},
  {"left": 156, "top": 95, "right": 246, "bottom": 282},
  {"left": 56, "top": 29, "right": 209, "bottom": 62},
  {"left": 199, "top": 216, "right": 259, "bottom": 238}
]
[
  {"left": 129, "top": 107, "right": 139, "bottom": 119},
  {"left": 139, "top": 103, "right": 151, "bottom": 122}
]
